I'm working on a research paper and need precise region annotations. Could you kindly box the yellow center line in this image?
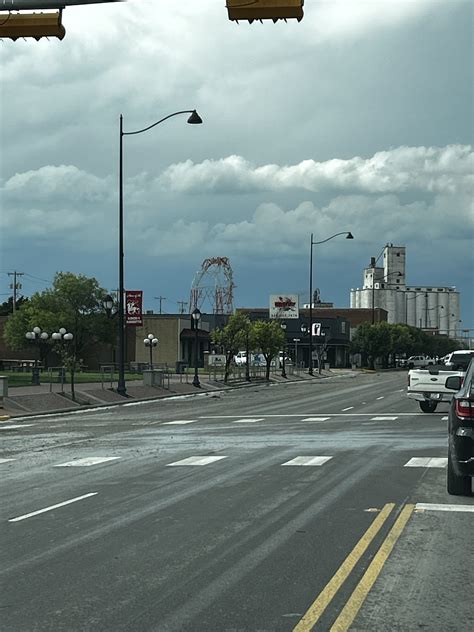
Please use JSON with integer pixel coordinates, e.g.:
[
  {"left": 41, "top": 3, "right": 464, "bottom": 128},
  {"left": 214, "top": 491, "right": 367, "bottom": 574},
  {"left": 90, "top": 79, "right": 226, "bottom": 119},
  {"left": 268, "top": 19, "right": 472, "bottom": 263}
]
[
  {"left": 293, "top": 503, "right": 395, "bottom": 632},
  {"left": 330, "top": 504, "right": 415, "bottom": 632}
]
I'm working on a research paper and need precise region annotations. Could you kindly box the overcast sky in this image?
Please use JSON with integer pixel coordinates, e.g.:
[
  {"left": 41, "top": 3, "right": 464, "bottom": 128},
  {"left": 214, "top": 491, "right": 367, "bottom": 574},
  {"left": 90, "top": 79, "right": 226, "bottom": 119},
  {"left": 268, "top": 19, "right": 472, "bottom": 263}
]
[{"left": 1, "top": 0, "right": 473, "bottom": 328}]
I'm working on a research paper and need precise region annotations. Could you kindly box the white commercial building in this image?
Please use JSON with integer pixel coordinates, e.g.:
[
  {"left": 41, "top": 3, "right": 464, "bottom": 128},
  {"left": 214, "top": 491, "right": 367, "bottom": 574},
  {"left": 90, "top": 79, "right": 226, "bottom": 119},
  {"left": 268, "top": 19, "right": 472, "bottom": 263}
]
[{"left": 350, "top": 244, "right": 461, "bottom": 336}]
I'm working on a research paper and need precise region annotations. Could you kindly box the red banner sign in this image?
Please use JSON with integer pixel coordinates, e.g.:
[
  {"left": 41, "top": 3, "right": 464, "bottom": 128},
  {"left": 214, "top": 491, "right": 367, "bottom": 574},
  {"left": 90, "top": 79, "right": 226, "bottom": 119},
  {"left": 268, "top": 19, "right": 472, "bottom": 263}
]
[{"left": 125, "top": 290, "right": 143, "bottom": 326}]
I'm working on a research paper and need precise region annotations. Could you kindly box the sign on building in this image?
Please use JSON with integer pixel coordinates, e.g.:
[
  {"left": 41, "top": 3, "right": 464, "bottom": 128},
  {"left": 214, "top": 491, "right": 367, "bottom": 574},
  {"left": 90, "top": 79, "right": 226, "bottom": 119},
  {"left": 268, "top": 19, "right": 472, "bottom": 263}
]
[
  {"left": 269, "top": 294, "right": 299, "bottom": 319},
  {"left": 125, "top": 290, "right": 143, "bottom": 326}
]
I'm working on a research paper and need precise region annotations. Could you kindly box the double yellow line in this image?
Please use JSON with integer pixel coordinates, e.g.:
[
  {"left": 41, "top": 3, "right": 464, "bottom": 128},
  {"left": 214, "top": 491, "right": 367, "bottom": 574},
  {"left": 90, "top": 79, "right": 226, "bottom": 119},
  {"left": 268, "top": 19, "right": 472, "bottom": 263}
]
[{"left": 293, "top": 503, "right": 414, "bottom": 632}]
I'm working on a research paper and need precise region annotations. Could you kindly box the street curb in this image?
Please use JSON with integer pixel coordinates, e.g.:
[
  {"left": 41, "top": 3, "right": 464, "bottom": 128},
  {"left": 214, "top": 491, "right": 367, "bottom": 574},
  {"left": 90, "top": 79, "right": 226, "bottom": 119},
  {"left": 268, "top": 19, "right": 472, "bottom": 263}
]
[{"left": 0, "top": 414, "right": 11, "bottom": 421}]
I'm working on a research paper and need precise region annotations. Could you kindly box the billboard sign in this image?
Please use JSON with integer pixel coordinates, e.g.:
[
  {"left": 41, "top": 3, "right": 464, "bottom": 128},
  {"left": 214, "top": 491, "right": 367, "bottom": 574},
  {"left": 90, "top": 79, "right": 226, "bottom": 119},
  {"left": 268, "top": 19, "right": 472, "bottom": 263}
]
[
  {"left": 269, "top": 294, "right": 299, "bottom": 319},
  {"left": 125, "top": 290, "right": 143, "bottom": 326}
]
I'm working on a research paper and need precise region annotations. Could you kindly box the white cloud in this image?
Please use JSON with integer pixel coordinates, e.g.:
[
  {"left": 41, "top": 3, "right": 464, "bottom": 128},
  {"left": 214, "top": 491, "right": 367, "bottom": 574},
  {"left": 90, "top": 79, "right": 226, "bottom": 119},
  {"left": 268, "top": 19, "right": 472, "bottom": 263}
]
[{"left": 159, "top": 145, "right": 474, "bottom": 195}]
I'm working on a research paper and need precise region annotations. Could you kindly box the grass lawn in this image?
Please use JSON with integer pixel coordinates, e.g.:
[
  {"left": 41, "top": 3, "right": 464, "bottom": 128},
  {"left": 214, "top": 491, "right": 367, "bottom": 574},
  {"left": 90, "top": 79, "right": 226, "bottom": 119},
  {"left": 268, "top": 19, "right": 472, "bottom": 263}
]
[{"left": 0, "top": 370, "right": 144, "bottom": 388}]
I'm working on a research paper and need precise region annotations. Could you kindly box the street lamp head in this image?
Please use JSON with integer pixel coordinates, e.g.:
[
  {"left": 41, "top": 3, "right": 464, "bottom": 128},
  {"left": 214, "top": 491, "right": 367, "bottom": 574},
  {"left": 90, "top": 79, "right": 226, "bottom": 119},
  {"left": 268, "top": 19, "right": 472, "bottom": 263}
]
[
  {"left": 346, "top": 232, "right": 354, "bottom": 239},
  {"left": 59, "top": 327, "right": 67, "bottom": 335},
  {"left": 281, "top": 322, "right": 287, "bottom": 330},
  {"left": 192, "top": 308, "right": 202, "bottom": 322},
  {"left": 147, "top": 333, "right": 155, "bottom": 340},
  {"left": 187, "top": 110, "right": 203, "bottom": 125},
  {"left": 103, "top": 294, "right": 114, "bottom": 312},
  {"left": 52, "top": 332, "right": 61, "bottom": 340},
  {"left": 152, "top": 338, "right": 158, "bottom": 346},
  {"left": 25, "top": 331, "right": 34, "bottom": 340},
  {"left": 33, "top": 326, "right": 41, "bottom": 335},
  {"left": 40, "top": 332, "right": 49, "bottom": 340},
  {"left": 64, "top": 333, "right": 73, "bottom": 341}
]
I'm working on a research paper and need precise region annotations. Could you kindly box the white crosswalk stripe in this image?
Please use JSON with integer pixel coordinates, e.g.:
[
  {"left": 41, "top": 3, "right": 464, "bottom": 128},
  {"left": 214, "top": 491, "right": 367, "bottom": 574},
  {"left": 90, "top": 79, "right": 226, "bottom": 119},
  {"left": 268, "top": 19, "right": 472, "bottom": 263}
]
[
  {"left": 0, "top": 458, "right": 16, "bottom": 463},
  {"left": 162, "top": 420, "right": 197, "bottom": 425},
  {"left": 167, "top": 456, "right": 227, "bottom": 466},
  {"left": 371, "top": 416, "right": 398, "bottom": 421},
  {"left": 232, "top": 418, "right": 264, "bottom": 423},
  {"left": 404, "top": 457, "right": 447, "bottom": 468},
  {"left": 302, "top": 417, "right": 330, "bottom": 421},
  {"left": 0, "top": 424, "right": 33, "bottom": 430},
  {"left": 54, "top": 457, "right": 121, "bottom": 467},
  {"left": 282, "top": 456, "right": 333, "bottom": 466}
]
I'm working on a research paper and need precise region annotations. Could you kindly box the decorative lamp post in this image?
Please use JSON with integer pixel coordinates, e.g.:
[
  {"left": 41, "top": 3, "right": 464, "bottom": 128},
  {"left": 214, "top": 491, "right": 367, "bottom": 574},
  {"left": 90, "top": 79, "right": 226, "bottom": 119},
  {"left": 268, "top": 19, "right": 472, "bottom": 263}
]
[
  {"left": 144, "top": 333, "right": 158, "bottom": 369},
  {"left": 25, "top": 327, "right": 49, "bottom": 385},
  {"left": 51, "top": 328, "right": 74, "bottom": 393},
  {"left": 308, "top": 232, "right": 354, "bottom": 375},
  {"left": 245, "top": 321, "right": 251, "bottom": 383},
  {"left": 300, "top": 323, "right": 308, "bottom": 369},
  {"left": 191, "top": 308, "right": 201, "bottom": 388},
  {"left": 117, "top": 109, "right": 203, "bottom": 397},
  {"left": 280, "top": 322, "right": 287, "bottom": 378}
]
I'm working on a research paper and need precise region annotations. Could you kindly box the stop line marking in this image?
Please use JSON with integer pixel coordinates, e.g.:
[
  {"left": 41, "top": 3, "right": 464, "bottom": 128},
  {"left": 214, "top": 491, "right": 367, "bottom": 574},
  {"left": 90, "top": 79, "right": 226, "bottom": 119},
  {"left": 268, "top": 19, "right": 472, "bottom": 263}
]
[
  {"left": 233, "top": 418, "right": 264, "bottom": 423},
  {"left": 302, "top": 417, "right": 330, "bottom": 422},
  {"left": 162, "top": 420, "right": 197, "bottom": 425},
  {"left": 371, "top": 416, "right": 398, "bottom": 421},
  {"left": 282, "top": 456, "right": 333, "bottom": 466},
  {"left": 415, "top": 503, "right": 474, "bottom": 513}
]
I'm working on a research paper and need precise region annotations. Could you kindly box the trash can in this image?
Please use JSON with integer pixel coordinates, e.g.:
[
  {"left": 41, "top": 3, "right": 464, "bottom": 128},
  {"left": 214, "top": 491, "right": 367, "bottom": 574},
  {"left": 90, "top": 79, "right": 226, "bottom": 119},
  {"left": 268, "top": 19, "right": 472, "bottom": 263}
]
[{"left": 175, "top": 361, "right": 188, "bottom": 374}]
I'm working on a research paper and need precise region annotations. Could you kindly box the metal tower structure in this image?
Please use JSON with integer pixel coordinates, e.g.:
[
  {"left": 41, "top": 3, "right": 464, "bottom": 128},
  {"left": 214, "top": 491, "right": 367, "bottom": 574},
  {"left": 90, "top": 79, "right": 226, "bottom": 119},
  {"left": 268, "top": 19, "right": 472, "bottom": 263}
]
[{"left": 189, "top": 257, "right": 235, "bottom": 314}]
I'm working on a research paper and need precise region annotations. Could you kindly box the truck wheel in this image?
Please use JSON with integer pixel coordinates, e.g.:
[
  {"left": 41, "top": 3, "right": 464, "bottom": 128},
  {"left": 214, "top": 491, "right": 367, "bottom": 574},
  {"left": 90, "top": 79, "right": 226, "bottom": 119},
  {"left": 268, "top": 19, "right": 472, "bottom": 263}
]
[
  {"left": 419, "top": 401, "right": 437, "bottom": 413},
  {"left": 408, "top": 363, "right": 414, "bottom": 369},
  {"left": 447, "top": 452, "right": 471, "bottom": 496}
]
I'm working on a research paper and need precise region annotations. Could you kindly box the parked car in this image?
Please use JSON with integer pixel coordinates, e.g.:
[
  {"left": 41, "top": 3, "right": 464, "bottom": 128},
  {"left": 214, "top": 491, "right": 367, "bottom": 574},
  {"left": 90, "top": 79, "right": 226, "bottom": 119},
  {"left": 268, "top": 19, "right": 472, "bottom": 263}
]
[
  {"left": 406, "top": 355, "right": 435, "bottom": 369},
  {"left": 445, "top": 358, "right": 474, "bottom": 496}
]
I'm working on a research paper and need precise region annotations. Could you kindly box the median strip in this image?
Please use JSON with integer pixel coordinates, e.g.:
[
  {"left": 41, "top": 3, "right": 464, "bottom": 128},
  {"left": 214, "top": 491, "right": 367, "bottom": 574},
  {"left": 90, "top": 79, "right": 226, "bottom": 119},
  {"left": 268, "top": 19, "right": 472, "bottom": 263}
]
[{"left": 293, "top": 503, "right": 395, "bottom": 632}]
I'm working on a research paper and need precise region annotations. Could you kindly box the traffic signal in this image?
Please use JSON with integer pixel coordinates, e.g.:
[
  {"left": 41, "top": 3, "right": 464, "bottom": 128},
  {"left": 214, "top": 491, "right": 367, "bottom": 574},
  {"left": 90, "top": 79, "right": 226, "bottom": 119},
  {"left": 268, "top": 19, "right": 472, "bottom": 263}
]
[
  {"left": 226, "top": 0, "right": 304, "bottom": 24},
  {"left": 0, "top": 11, "right": 65, "bottom": 40}
]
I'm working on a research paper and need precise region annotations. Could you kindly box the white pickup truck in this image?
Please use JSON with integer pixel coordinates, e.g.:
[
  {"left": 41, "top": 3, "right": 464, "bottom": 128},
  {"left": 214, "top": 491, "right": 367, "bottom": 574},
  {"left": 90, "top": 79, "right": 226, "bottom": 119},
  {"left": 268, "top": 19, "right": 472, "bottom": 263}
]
[{"left": 407, "top": 365, "right": 465, "bottom": 412}]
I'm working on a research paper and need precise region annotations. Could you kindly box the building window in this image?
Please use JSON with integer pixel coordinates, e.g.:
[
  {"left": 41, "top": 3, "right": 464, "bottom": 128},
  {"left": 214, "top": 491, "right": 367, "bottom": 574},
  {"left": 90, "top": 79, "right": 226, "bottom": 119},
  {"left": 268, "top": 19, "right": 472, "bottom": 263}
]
[{"left": 341, "top": 322, "right": 346, "bottom": 334}]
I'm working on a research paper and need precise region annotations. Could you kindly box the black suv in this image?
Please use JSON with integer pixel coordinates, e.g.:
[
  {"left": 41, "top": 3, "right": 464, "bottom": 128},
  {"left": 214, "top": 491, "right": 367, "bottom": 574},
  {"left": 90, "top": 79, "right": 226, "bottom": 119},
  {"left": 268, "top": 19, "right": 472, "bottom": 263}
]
[{"left": 446, "top": 358, "right": 474, "bottom": 496}]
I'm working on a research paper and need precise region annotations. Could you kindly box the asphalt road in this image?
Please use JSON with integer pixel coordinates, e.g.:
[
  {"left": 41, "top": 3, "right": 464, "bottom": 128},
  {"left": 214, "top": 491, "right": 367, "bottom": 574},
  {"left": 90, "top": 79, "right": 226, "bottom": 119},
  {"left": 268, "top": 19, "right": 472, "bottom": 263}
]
[{"left": 1, "top": 371, "right": 473, "bottom": 632}]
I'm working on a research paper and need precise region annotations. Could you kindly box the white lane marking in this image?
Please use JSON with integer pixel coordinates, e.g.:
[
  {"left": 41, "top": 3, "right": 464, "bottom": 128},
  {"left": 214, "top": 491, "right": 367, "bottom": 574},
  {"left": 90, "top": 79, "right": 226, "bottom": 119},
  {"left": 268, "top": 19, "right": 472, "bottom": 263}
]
[
  {"left": 200, "top": 413, "right": 440, "bottom": 418},
  {"left": 404, "top": 457, "right": 448, "bottom": 468},
  {"left": 302, "top": 417, "right": 330, "bottom": 422},
  {"left": 0, "top": 458, "right": 16, "bottom": 463},
  {"left": 162, "top": 420, "right": 197, "bottom": 425},
  {"left": 416, "top": 503, "right": 474, "bottom": 513},
  {"left": 0, "top": 424, "right": 33, "bottom": 430},
  {"left": 371, "top": 416, "right": 398, "bottom": 421},
  {"left": 9, "top": 492, "right": 98, "bottom": 522},
  {"left": 442, "top": 416, "right": 448, "bottom": 421},
  {"left": 282, "top": 456, "right": 333, "bottom": 466},
  {"left": 342, "top": 407, "right": 354, "bottom": 411},
  {"left": 167, "top": 456, "right": 227, "bottom": 466},
  {"left": 376, "top": 396, "right": 385, "bottom": 400},
  {"left": 232, "top": 418, "right": 264, "bottom": 423},
  {"left": 54, "top": 457, "right": 121, "bottom": 467}
]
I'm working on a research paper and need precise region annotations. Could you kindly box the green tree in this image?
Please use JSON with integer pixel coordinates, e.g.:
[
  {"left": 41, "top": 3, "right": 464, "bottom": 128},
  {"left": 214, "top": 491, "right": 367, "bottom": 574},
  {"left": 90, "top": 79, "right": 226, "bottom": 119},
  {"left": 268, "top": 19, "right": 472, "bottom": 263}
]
[
  {"left": 351, "top": 322, "right": 392, "bottom": 369},
  {"left": 0, "top": 296, "right": 29, "bottom": 316},
  {"left": 253, "top": 320, "right": 285, "bottom": 380},
  {"left": 212, "top": 313, "right": 249, "bottom": 383},
  {"left": 3, "top": 272, "right": 114, "bottom": 373}
]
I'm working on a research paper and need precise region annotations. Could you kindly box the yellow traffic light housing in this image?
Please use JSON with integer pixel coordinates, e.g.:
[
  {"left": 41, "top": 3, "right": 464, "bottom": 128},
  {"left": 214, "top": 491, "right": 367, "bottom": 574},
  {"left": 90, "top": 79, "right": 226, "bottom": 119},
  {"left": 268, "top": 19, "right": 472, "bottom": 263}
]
[
  {"left": 0, "top": 11, "right": 65, "bottom": 41},
  {"left": 226, "top": 0, "right": 304, "bottom": 23}
]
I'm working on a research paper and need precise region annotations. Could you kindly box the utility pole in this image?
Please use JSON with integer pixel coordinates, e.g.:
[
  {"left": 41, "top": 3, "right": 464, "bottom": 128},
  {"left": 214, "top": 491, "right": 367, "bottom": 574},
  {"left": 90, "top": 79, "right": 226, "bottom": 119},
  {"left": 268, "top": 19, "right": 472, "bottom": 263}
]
[
  {"left": 8, "top": 271, "right": 24, "bottom": 313},
  {"left": 154, "top": 296, "right": 166, "bottom": 314},
  {"left": 177, "top": 301, "right": 187, "bottom": 315}
]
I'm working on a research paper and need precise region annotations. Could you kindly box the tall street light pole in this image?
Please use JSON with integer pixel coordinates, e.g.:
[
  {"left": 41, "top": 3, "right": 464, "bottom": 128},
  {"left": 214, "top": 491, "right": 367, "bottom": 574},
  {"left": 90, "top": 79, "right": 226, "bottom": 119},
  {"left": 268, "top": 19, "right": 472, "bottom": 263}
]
[
  {"left": 309, "top": 232, "right": 354, "bottom": 376},
  {"left": 192, "top": 308, "right": 201, "bottom": 388},
  {"left": 117, "top": 109, "right": 203, "bottom": 396}
]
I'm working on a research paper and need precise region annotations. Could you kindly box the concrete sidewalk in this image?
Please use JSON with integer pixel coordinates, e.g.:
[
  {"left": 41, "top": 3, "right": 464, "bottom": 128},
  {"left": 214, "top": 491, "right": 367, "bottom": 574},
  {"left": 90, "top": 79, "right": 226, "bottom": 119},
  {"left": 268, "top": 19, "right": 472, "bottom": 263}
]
[{"left": 0, "top": 368, "right": 340, "bottom": 419}]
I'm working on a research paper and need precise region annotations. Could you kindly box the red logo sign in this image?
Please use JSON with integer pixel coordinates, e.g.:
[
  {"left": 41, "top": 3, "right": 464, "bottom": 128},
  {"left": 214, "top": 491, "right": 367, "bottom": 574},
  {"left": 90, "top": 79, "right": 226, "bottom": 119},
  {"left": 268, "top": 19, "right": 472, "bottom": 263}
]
[{"left": 125, "top": 290, "right": 143, "bottom": 326}]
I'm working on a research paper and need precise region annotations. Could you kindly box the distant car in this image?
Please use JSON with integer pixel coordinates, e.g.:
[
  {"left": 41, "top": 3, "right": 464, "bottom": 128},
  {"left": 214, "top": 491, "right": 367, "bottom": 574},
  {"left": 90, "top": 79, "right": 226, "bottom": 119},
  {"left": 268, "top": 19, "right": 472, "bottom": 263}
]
[
  {"left": 445, "top": 358, "right": 474, "bottom": 496},
  {"left": 406, "top": 355, "right": 435, "bottom": 369},
  {"left": 234, "top": 351, "right": 247, "bottom": 366}
]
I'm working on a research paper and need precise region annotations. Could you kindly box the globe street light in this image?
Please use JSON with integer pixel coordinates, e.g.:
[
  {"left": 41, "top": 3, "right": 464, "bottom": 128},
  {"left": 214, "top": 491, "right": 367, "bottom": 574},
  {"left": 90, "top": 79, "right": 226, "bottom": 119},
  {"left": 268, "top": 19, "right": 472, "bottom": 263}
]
[
  {"left": 144, "top": 333, "right": 158, "bottom": 370},
  {"left": 51, "top": 328, "right": 74, "bottom": 395},
  {"left": 300, "top": 323, "right": 308, "bottom": 369},
  {"left": 25, "top": 326, "right": 50, "bottom": 385},
  {"left": 191, "top": 308, "right": 202, "bottom": 388},
  {"left": 308, "top": 232, "right": 354, "bottom": 375},
  {"left": 117, "top": 109, "right": 203, "bottom": 397}
]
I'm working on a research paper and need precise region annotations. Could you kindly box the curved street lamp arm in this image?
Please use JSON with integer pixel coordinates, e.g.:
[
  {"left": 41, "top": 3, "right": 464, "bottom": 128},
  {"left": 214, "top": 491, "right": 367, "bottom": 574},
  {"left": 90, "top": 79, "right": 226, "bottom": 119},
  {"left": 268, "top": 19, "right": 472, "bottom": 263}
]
[
  {"left": 123, "top": 110, "right": 196, "bottom": 136},
  {"left": 311, "top": 231, "right": 352, "bottom": 246}
]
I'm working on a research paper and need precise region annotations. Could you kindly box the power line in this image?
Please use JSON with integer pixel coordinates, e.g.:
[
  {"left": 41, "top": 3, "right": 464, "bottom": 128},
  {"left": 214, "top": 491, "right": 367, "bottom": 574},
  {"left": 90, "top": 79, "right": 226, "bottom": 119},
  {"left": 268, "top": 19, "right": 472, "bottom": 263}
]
[
  {"left": 154, "top": 296, "right": 166, "bottom": 314},
  {"left": 7, "top": 271, "right": 24, "bottom": 313}
]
